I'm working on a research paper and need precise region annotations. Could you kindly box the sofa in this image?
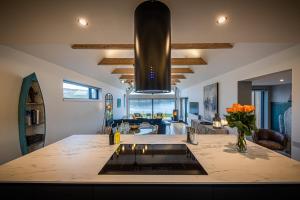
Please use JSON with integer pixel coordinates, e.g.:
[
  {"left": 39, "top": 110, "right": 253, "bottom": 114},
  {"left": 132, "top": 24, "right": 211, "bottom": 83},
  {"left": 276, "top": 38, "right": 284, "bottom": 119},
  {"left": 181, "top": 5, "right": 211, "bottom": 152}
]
[
  {"left": 252, "top": 129, "right": 287, "bottom": 151},
  {"left": 112, "top": 118, "right": 166, "bottom": 134}
]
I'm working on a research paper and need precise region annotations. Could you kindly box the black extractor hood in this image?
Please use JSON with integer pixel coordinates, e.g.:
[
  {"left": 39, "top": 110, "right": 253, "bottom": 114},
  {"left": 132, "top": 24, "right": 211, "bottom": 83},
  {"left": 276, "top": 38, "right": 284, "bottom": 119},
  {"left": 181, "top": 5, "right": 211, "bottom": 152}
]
[{"left": 134, "top": 0, "right": 171, "bottom": 93}]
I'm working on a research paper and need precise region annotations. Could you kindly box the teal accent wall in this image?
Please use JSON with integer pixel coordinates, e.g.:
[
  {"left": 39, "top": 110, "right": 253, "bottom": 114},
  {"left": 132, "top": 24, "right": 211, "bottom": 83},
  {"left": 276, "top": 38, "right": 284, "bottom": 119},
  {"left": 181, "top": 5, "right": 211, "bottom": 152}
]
[{"left": 271, "top": 102, "right": 291, "bottom": 133}]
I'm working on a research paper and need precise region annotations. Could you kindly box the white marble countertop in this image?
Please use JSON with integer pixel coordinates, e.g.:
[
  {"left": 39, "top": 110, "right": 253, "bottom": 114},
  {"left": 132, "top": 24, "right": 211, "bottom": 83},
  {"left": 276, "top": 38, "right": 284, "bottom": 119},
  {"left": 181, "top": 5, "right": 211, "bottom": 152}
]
[{"left": 0, "top": 134, "right": 300, "bottom": 184}]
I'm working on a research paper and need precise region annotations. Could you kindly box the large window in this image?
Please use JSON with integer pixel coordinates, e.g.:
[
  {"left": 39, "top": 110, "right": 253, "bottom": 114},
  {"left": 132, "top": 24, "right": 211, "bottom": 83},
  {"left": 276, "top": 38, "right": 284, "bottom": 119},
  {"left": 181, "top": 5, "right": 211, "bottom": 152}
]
[
  {"left": 153, "top": 99, "right": 175, "bottom": 119},
  {"left": 129, "top": 98, "right": 175, "bottom": 119},
  {"left": 63, "top": 80, "right": 101, "bottom": 100},
  {"left": 129, "top": 99, "right": 152, "bottom": 118}
]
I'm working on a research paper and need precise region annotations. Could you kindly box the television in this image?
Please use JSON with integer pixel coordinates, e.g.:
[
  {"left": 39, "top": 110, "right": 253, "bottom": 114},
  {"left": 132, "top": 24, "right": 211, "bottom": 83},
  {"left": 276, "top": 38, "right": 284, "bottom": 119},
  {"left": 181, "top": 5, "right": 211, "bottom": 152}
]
[{"left": 189, "top": 102, "right": 199, "bottom": 115}]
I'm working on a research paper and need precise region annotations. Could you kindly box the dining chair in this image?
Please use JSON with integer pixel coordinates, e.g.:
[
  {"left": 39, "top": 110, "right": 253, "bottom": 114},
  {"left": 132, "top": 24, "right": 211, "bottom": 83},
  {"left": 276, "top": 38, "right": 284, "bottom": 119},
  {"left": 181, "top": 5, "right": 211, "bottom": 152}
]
[
  {"left": 102, "top": 126, "right": 112, "bottom": 134},
  {"left": 140, "top": 122, "right": 152, "bottom": 128},
  {"left": 152, "top": 125, "right": 159, "bottom": 134},
  {"left": 123, "top": 122, "right": 130, "bottom": 133}
]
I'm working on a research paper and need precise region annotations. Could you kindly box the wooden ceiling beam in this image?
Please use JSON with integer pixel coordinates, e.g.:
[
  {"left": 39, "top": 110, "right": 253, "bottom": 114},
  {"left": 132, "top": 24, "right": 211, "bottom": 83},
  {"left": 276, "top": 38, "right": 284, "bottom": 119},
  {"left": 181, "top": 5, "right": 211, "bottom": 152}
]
[
  {"left": 100, "top": 58, "right": 133, "bottom": 65},
  {"left": 72, "top": 43, "right": 233, "bottom": 49},
  {"left": 172, "top": 58, "right": 206, "bottom": 65},
  {"left": 172, "top": 74, "right": 186, "bottom": 79},
  {"left": 112, "top": 68, "right": 193, "bottom": 74},
  {"left": 172, "top": 68, "right": 193, "bottom": 73},
  {"left": 71, "top": 44, "right": 133, "bottom": 49},
  {"left": 171, "top": 43, "right": 233, "bottom": 49},
  {"left": 119, "top": 75, "right": 134, "bottom": 80},
  {"left": 119, "top": 74, "right": 186, "bottom": 80},
  {"left": 99, "top": 58, "right": 206, "bottom": 65},
  {"left": 112, "top": 68, "right": 134, "bottom": 74}
]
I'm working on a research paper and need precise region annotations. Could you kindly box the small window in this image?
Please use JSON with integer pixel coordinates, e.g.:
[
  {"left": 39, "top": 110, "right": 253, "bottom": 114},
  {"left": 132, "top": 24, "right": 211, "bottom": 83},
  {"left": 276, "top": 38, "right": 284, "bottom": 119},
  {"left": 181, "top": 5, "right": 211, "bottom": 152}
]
[{"left": 63, "top": 80, "right": 101, "bottom": 100}]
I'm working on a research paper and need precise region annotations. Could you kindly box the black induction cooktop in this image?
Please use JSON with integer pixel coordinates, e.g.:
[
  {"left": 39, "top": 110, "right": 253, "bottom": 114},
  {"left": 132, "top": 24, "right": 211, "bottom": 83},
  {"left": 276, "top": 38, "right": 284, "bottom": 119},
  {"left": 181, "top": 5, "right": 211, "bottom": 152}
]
[{"left": 99, "top": 144, "right": 208, "bottom": 175}]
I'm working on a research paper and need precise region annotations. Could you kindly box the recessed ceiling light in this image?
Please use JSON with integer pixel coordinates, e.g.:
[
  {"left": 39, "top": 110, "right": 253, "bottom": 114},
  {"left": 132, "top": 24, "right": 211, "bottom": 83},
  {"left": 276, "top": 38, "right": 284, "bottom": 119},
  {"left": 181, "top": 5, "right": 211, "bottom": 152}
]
[
  {"left": 216, "top": 16, "right": 228, "bottom": 24},
  {"left": 280, "top": 79, "right": 285, "bottom": 82},
  {"left": 77, "top": 17, "right": 88, "bottom": 27}
]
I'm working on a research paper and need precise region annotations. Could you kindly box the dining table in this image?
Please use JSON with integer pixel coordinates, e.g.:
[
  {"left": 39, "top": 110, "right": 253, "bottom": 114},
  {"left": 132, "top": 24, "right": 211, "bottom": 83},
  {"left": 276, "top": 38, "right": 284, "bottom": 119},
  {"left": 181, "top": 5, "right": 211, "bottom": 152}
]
[{"left": 129, "top": 127, "right": 155, "bottom": 135}]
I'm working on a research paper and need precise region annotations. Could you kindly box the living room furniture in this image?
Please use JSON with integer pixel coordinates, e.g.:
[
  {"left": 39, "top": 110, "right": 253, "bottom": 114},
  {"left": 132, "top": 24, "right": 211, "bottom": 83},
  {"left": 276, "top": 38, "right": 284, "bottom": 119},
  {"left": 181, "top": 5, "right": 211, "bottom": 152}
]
[
  {"left": 252, "top": 129, "right": 287, "bottom": 151},
  {"left": 102, "top": 126, "right": 112, "bottom": 135},
  {"left": 155, "top": 113, "right": 163, "bottom": 119},
  {"left": 132, "top": 113, "right": 142, "bottom": 119},
  {"left": 153, "top": 125, "right": 159, "bottom": 134},
  {"left": 191, "top": 119, "right": 229, "bottom": 134},
  {"left": 284, "top": 107, "right": 292, "bottom": 154},
  {"left": 140, "top": 122, "right": 152, "bottom": 128},
  {"left": 164, "top": 120, "right": 171, "bottom": 133},
  {"left": 113, "top": 118, "right": 166, "bottom": 134},
  {"left": 138, "top": 125, "right": 158, "bottom": 135}
]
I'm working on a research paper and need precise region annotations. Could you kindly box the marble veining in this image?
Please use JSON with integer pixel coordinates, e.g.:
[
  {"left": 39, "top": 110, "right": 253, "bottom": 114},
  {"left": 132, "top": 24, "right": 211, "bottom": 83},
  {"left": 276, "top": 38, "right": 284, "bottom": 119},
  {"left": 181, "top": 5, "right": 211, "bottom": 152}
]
[{"left": 0, "top": 134, "right": 300, "bottom": 184}]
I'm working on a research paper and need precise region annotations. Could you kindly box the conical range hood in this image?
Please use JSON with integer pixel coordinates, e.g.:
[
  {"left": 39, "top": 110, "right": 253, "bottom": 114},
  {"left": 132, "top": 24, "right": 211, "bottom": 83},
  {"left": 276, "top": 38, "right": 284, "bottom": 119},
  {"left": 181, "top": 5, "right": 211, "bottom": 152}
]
[{"left": 134, "top": 0, "right": 171, "bottom": 93}]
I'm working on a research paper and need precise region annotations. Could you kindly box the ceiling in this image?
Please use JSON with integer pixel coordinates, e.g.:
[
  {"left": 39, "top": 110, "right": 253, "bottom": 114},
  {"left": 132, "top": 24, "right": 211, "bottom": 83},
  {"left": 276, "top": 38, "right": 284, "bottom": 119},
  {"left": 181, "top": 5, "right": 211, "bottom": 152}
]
[
  {"left": 1, "top": 0, "right": 300, "bottom": 43},
  {"left": 2, "top": 0, "right": 299, "bottom": 89},
  {"left": 249, "top": 70, "right": 292, "bottom": 86},
  {"left": 9, "top": 43, "right": 294, "bottom": 89}
]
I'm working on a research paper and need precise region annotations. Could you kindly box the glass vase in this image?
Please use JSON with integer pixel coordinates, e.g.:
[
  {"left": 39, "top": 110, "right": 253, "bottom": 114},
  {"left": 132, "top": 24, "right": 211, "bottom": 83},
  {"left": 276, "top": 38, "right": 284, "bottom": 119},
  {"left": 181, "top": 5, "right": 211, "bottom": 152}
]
[{"left": 236, "top": 131, "right": 247, "bottom": 153}]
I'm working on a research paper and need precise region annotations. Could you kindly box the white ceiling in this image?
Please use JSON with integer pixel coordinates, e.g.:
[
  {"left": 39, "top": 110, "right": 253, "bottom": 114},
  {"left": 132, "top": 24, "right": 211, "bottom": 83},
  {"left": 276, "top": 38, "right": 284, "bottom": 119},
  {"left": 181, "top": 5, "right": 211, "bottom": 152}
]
[
  {"left": 2, "top": 0, "right": 299, "bottom": 89},
  {"left": 9, "top": 43, "right": 294, "bottom": 89},
  {"left": 1, "top": 0, "right": 300, "bottom": 43},
  {"left": 250, "top": 70, "right": 292, "bottom": 86}
]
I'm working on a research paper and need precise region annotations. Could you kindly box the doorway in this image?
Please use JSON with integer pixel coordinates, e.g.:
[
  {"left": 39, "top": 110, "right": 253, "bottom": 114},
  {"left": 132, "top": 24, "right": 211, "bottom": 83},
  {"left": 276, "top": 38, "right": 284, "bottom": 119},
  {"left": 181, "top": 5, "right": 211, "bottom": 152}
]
[
  {"left": 243, "top": 69, "right": 292, "bottom": 155},
  {"left": 252, "top": 90, "right": 269, "bottom": 129},
  {"left": 179, "top": 97, "right": 188, "bottom": 123}
]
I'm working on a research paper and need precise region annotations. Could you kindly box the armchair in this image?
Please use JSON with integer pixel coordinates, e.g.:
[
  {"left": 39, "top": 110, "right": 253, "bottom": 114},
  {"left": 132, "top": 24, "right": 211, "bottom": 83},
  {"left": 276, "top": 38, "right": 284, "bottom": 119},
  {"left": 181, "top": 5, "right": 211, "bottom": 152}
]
[{"left": 252, "top": 129, "right": 287, "bottom": 151}]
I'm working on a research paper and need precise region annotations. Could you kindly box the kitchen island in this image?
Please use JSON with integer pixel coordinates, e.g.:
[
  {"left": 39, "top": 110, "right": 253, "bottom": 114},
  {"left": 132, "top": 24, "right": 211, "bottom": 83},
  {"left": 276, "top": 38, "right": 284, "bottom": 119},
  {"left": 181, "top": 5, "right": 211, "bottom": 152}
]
[{"left": 1, "top": 135, "right": 300, "bottom": 199}]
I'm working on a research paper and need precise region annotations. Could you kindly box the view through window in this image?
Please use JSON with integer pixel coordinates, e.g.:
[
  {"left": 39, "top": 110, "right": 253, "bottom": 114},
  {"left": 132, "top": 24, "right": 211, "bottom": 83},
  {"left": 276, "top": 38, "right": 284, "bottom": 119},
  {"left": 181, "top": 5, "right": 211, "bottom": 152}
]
[
  {"left": 63, "top": 80, "right": 100, "bottom": 100},
  {"left": 129, "top": 98, "right": 175, "bottom": 119}
]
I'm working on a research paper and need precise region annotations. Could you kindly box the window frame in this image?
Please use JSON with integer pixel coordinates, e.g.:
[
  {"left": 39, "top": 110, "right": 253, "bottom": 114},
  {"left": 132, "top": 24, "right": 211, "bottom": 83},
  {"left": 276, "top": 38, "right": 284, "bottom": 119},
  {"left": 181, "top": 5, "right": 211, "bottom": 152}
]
[{"left": 63, "top": 80, "right": 101, "bottom": 101}]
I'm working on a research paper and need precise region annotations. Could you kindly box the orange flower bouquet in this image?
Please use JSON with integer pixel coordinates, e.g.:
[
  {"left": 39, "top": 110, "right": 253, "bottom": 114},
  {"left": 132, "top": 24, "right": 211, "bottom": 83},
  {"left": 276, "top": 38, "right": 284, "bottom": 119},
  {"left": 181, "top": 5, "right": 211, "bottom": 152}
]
[{"left": 225, "top": 103, "right": 257, "bottom": 152}]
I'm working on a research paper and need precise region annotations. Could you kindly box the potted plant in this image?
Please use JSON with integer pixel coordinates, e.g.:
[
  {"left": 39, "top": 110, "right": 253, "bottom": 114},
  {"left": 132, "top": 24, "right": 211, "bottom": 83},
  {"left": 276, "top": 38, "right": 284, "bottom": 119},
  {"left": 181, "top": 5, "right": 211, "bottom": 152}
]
[{"left": 225, "top": 103, "right": 257, "bottom": 152}]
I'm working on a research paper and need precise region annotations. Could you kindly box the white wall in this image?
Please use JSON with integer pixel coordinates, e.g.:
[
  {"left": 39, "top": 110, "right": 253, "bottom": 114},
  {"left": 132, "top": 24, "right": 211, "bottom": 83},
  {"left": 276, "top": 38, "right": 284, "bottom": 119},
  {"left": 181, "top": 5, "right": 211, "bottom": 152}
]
[
  {"left": 0, "top": 45, "right": 126, "bottom": 164},
  {"left": 181, "top": 44, "right": 300, "bottom": 160}
]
